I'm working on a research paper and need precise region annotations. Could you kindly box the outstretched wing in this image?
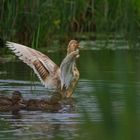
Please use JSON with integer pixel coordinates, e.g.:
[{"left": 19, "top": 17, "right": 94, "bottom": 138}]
[
  {"left": 60, "top": 50, "right": 79, "bottom": 89},
  {"left": 6, "top": 41, "right": 59, "bottom": 88}
]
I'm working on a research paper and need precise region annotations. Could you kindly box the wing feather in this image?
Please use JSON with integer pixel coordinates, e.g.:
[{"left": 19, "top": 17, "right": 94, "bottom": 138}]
[
  {"left": 6, "top": 41, "right": 59, "bottom": 87},
  {"left": 60, "top": 50, "right": 79, "bottom": 89}
]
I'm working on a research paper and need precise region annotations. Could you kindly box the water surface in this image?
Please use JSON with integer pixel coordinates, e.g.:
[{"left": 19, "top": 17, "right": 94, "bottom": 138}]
[{"left": 0, "top": 49, "right": 140, "bottom": 139}]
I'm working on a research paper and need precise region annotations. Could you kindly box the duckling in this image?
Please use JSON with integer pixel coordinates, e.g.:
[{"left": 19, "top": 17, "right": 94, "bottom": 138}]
[
  {"left": 0, "top": 91, "right": 24, "bottom": 113},
  {"left": 25, "top": 98, "right": 61, "bottom": 112},
  {"left": 25, "top": 99, "right": 41, "bottom": 111},
  {"left": 24, "top": 93, "right": 61, "bottom": 111}
]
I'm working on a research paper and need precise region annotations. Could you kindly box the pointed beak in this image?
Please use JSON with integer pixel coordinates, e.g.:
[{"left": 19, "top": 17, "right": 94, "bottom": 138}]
[
  {"left": 77, "top": 45, "right": 80, "bottom": 49},
  {"left": 76, "top": 44, "right": 80, "bottom": 50}
]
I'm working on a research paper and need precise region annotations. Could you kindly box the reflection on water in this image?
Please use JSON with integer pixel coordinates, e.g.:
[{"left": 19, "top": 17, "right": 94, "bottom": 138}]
[{"left": 0, "top": 50, "right": 140, "bottom": 139}]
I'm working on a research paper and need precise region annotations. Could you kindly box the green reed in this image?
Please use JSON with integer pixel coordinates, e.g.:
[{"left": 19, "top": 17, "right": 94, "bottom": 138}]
[{"left": 0, "top": 0, "right": 139, "bottom": 48}]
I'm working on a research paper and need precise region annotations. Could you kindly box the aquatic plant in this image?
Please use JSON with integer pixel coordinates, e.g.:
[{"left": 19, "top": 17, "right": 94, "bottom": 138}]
[{"left": 0, "top": 0, "right": 139, "bottom": 48}]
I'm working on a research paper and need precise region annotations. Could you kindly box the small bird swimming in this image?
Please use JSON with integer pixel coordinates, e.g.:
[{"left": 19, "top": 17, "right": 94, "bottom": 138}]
[
  {"left": 0, "top": 91, "right": 24, "bottom": 113},
  {"left": 4, "top": 40, "right": 80, "bottom": 98}
]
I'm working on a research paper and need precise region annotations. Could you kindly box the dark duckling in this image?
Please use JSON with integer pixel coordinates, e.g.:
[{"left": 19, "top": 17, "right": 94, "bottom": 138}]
[
  {"left": 25, "top": 93, "right": 62, "bottom": 112},
  {"left": 25, "top": 99, "right": 61, "bottom": 112},
  {"left": 0, "top": 91, "right": 24, "bottom": 113}
]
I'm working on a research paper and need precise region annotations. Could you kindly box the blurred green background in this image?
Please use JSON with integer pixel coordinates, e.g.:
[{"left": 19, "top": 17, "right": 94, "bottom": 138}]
[
  {"left": 0, "top": 0, "right": 139, "bottom": 48},
  {"left": 0, "top": 1, "right": 140, "bottom": 140}
]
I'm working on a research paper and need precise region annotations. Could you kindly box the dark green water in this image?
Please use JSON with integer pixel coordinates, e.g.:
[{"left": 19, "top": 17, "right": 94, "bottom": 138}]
[{"left": 0, "top": 50, "right": 140, "bottom": 140}]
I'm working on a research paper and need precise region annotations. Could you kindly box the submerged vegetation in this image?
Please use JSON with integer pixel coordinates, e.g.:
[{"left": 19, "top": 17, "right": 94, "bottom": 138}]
[{"left": 0, "top": 0, "right": 139, "bottom": 48}]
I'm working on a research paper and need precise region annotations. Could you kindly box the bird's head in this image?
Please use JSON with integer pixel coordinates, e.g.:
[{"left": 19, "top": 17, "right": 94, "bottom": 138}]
[
  {"left": 67, "top": 40, "right": 80, "bottom": 58},
  {"left": 11, "top": 91, "right": 25, "bottom": 107}
]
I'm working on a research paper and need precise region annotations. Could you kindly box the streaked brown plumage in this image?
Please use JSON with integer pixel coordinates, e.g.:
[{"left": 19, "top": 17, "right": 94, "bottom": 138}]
[
  {"left": 6, "top": 40, "right": 80, "bottom": 98},
  {"left": 0, "top": 91, "right": 24, "bottom": 112},
  {"left": 24, "top": 98, "right": 61, "bottom": 112}
]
